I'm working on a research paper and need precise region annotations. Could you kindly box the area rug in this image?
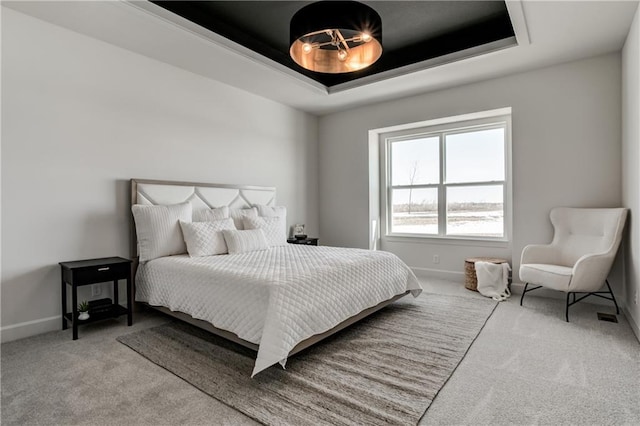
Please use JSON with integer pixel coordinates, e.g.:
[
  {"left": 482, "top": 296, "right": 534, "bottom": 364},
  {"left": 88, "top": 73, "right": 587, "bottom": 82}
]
[{"left": 117, "top": 293, "right": 496, "bottom": 425}]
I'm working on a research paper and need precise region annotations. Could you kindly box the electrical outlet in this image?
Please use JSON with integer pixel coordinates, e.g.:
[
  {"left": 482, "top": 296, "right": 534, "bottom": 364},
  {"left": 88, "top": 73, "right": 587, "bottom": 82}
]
[
  {"left": 433, "top": 255, "right": 440, "bottom": 264},
  {"left": 91, "top": 284, "right": 101, "bottom": 297}
]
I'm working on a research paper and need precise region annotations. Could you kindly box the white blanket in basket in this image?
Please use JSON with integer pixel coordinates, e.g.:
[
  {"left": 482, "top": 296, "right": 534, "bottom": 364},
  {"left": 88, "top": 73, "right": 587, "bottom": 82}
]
[{"left": 475, "top": 261, "right": 511, "bottom": 301}]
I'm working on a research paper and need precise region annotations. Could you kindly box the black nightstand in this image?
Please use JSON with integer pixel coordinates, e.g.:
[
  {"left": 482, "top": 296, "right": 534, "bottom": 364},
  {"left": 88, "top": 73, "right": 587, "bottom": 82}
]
[
  {"left": 59, "top": 257, "right": 132, "bottom": 340},
  {"left": 287, "top": 237, "right": 319, "bottom": 246}
]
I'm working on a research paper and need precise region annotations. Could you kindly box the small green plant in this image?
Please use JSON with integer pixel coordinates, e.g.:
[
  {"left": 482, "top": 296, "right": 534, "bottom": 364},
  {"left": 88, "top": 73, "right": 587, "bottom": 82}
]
[{"left": 78, "top": 301, "right": 89, "bottom": 312}]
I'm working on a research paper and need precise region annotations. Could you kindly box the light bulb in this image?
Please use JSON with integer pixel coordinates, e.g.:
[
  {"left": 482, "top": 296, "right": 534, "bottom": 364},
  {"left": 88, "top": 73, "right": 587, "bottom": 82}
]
[
  {"left": 302, "top": 43, "right": 312, "bottom": 54},
  {"left": 337, "top": 49, "right": 348, "bottom": 61},
  {"left": 361, "top": 32, "right": 372, "bottom": 42}
]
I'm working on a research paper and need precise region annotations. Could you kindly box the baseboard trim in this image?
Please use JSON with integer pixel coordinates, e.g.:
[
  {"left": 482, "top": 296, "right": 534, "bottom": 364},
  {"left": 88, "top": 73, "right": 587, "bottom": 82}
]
[
  {"left": 1, "top": 315, "right": 60, "bottom": 343},
  {"left": 410, "top": 267, "right": 464, "bottom": 282}
]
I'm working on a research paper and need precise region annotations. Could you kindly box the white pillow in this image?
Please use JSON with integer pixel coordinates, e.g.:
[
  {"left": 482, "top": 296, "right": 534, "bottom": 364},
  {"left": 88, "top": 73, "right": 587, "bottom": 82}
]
[
  {"left": 222, "top": 229, "right": 269, "bottom": 254},
  {"left": 132, "top": 202, "right": 192, "bottom": 262},
  {"left": 193, "top": 206, "right": 229, "bottom": 222},
  {"left": 256, "top": 205, "right": 287, "bottom": 219},
  {"left": 230, "top": 207, "right": 258, "bottom": 230},
  {"left": 243, "top": 216, "right": 287, "bottom": 247},
  {"left": 180, "top": 218, "right": 235, "bottom": 257}
]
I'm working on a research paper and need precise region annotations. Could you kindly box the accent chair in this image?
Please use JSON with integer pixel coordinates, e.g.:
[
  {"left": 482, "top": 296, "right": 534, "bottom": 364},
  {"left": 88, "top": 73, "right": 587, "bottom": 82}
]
[{"left": 519, "top": 207, "right": 628, "bottom": 321}]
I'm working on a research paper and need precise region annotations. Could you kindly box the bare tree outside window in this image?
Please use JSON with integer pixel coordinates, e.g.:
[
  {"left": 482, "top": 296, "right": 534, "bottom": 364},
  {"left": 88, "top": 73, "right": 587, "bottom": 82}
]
[{"left": 407, "top": 160, "right": 418, "bottom": 214}]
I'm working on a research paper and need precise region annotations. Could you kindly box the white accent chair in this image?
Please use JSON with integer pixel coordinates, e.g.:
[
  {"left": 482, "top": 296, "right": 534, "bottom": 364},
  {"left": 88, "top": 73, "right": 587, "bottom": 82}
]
[{"left": 519, "top": 207, "right": 628, "bottom": 321}]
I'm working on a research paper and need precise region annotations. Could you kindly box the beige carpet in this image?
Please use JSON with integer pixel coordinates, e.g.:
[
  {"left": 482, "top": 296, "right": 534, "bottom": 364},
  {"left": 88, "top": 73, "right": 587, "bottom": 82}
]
[{"left": 117, "top": 293, "right": 497, "bottom": 425}]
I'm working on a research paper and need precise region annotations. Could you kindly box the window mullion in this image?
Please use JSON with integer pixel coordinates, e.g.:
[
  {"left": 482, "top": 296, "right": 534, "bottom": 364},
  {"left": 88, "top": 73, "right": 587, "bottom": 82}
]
[
  {"left": 445, "top": 180, "right": 505, "bottom": 188},
  {"left": 438, "top": 133, "right": 446, "bottom": 236},
  {"left": 390, "top": 184, "right": 439, "bottom": 190},
  {"left": 386, "top": 139, "right": 392, "bottom": 236}
]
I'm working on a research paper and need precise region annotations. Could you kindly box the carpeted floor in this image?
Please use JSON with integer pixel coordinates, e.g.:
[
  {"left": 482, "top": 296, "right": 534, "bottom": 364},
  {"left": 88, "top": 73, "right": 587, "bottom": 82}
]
[
  {"left": 2, "top": 278, "right": 639, "bottom": 425},
  {"left": 116, "top": 294, "right": 496, "bottom": 426}
]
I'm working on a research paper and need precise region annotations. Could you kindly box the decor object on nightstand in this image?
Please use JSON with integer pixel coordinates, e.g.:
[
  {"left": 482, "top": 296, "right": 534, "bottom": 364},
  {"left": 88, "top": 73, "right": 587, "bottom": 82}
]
[
  {"left": 293, "top": 224, "right": 306, "bottom": 237},
  {"left": 59, "top": 256, "right": 133, "bottom": 340},
  {"left": 78, "top": 301, "right": 90, "bottom": 320},
  {"left": 89, "top": 298, "right": 114, "bottom": 315}
]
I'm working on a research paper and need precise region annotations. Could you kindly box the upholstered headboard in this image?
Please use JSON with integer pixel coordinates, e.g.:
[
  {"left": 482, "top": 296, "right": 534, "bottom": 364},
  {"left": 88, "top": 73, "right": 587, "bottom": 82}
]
[{"left": 129, "top": 178, "right": 276, "bottom": 259}]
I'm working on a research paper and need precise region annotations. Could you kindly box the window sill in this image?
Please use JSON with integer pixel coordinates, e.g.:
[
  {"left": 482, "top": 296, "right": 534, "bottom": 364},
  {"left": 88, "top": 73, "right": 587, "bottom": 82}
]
[{"left": 383, "top": 234, "right": 510, "bottom": 248}]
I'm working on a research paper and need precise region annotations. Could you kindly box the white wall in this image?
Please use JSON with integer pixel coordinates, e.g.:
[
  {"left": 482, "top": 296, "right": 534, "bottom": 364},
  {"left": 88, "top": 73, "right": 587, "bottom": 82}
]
[
  {"left": 319, "top": 54, "right": 623, "bottom": 288},
  {"left": 622, "top": 6, "right": 640, "bottom": 339},
  {"left": 0, "top": 8, "right": 319, "bottom": 341}
]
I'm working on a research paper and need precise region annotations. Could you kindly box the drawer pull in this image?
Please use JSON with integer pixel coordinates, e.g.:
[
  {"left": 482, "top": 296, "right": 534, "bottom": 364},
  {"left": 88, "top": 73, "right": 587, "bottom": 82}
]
[{"left": 98, "top": 267, "right": 110, "bottom": 271}]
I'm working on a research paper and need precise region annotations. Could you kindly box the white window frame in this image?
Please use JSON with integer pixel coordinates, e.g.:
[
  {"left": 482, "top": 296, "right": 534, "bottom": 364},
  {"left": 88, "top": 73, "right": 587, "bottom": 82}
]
[{"left": 379, "top": 108, "right": 512, "bottom": 245}]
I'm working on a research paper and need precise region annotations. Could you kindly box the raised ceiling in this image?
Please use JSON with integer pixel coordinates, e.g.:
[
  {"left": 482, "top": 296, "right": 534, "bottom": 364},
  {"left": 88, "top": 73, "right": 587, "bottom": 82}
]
[
  {"left": 150, "top": 1, "right": 516, "bottom": 88},
  {"left": 4, "top": 1, "right": 639, "bottom": 114}
]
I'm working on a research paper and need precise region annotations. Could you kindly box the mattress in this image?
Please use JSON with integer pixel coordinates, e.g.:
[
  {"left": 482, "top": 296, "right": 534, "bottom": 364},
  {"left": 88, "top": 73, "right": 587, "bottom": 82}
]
[{"left": 136, "top": 244, "right": 422, "bottom": 376}]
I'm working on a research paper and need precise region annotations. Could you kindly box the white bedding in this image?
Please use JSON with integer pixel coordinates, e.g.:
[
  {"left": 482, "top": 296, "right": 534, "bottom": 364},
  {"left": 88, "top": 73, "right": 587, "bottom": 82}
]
[{"left": 136, "top": 244, "right": 422, "bottom": 376}]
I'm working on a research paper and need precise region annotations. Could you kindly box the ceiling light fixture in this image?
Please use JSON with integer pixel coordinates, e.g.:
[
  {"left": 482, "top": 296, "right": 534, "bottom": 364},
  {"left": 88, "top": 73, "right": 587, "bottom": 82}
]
[{"left": 289, "top": 1, "right": 383, "bottom": 74}]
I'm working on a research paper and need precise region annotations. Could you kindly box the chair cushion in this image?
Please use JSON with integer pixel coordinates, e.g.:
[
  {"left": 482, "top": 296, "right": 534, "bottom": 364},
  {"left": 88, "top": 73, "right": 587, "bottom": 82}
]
[{"left": 519, "top": 263, "right": 573, "bottom": 292}]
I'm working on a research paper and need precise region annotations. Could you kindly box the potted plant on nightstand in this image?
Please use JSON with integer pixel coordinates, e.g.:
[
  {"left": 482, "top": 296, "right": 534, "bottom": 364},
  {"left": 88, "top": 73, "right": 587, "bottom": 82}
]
[{"left": 78, "top": 301, "right": 90, "bottom": 320}]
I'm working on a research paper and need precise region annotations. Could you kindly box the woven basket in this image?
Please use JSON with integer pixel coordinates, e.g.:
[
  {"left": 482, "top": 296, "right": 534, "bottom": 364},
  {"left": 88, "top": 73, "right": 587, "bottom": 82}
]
[{"left": 464, "top": 257, "right": 508, "bottom": 291}]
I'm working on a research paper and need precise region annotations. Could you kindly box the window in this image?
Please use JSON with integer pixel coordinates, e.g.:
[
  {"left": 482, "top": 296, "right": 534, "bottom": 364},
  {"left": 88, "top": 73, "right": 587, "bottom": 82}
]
[{"left": 382, "top": 111, "right": 511, "bottom": 241}]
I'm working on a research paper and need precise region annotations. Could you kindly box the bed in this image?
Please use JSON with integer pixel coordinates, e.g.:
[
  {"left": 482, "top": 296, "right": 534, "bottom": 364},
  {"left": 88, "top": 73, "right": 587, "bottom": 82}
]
[{"left": 130, "top": 179, "right": 422, "bottom": 376}]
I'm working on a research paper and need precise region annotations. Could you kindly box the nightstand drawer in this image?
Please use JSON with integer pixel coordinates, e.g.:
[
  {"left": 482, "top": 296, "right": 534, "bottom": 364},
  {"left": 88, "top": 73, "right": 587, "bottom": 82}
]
[
  {"left": 61, "top": 259, "right": 131, "bottom": 285},
  {"left": 64, "top": 262, "right": 130, "bottom": 285}
]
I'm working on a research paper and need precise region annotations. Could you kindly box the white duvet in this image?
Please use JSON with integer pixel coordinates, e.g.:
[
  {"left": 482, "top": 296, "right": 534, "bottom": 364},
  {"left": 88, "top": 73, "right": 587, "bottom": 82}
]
[{"left": 136, "top": 244, "right": 422, "bottom": 376}]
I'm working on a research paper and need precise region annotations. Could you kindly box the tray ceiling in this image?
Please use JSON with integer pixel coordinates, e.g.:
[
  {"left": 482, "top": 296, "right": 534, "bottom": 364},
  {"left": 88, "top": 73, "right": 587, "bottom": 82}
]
[
  {"left": 151, "top": 1, "right": 517, "bottom": 88},
  {"left": 4, "top": 1, "right": 638, "bottom": 114}
]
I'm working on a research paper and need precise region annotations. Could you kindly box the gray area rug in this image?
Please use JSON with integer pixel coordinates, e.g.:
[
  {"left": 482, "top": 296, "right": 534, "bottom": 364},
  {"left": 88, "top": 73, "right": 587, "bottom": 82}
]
[{"left": 117, "top": 293, "right": 497, "bottom": 425}]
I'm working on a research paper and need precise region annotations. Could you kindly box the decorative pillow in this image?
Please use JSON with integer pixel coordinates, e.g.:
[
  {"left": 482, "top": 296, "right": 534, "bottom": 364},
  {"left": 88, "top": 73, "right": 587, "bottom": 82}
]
[
  {"left": 132, "top": 202, "right": 192, "bottom": 262},
  {"left": 256, "top": 205, "right": 287, "bottom": 219},
  {"left": 180, "top": 218, "right": 235, "bottom": 257},
  {"left": 222, "top": 229, "right": 269, "bottom": 254},
  {"left": 243, "top": 216, "right": 287, "bottom": 247},
  {"left": 229, "top": 207, "right": 258, "bottom": 230},
  {"left": 192, "top": 206, "right": 229, "bottom": 222}
]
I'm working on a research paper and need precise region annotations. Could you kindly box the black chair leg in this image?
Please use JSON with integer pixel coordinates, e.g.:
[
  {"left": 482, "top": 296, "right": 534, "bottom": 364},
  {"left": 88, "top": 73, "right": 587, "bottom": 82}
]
[
  {"left": 520, "top": 283, "right": 529, "bottom": 306},
  {"left": 565, "top": 292, "right": 572, "bottom": 322},
  {"left": 606, "top": 279, "right": 620, "bottom": 314}
]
